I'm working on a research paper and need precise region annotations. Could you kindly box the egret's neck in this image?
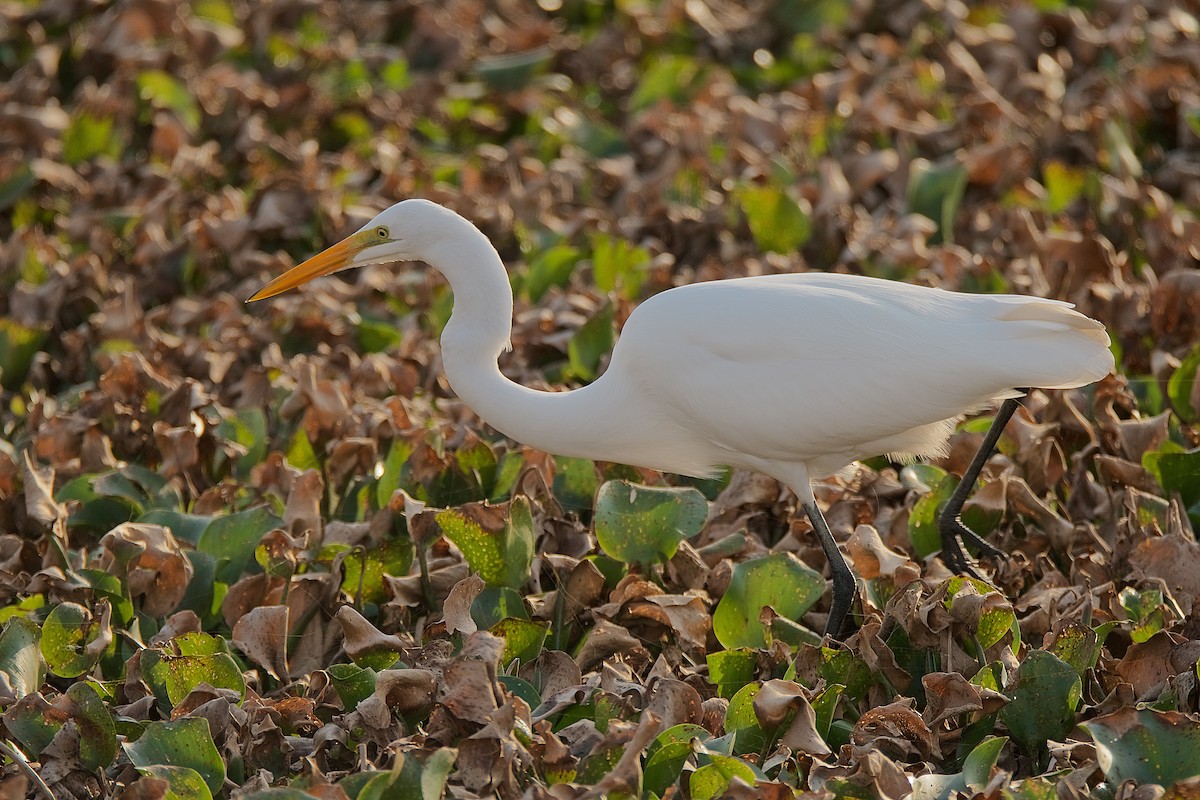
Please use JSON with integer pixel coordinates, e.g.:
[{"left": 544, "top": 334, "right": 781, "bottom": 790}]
[
  {"left": 421, "top": 213, "right": 681, "bottom": 471},
  {"left": 427, "top": 227, "right": 515, "bottom": 371},
  {"left": 426, "top": 222, "right": 582, "bottom": 449}
]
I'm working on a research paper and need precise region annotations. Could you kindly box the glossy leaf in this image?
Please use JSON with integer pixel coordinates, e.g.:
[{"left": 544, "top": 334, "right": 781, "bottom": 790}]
[
  {"left": 706, "top": 649, "right": 757, "bottom": 699},
  {"left": 690, "top": 752, "right": 756, "bottom": 800},
  {"left": 594, "top": 480, "right": 708, "bottom": 567},
  {"left": 69, "top": 681, "right": 118, "bottom": 771},
  {"left": 0, "top": 617, "right": 43, "bottom": 699},
  {"left": 124, "top": 718, "right": 225, "bottom": 794},
  {"left": 713, "top": 554, "right": 824, "bottom": 650},
  {"left": 437, "top": 496, "right": 535, "bottom": 588},
  {"left": 1083, "top": 708, "right": 1200, "bottom": 788},
  {"left": 999, "top": 651, "right": 1081, "bottom": 758},
  {"left": 491, "top": 617, "right": 549, "bottom": 666},
  {"left": 136, "top": 766, "right": 214, "bottom": 800}
]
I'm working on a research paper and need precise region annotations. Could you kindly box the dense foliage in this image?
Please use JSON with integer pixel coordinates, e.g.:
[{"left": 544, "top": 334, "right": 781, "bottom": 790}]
[{"left": 1, "top": 0, "right": 1200, "bottom": 797}]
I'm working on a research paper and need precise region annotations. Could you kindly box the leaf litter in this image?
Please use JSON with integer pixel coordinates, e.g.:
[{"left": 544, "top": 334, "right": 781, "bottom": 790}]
[{"left": 1, "top": 0, "right": 1199, "bottom": 797}]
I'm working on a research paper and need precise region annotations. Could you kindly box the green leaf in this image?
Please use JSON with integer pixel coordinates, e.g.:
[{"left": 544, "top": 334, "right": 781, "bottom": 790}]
[
  {"left": 565, "top": 300, "right": 614, "bottom": 382},
  {"left": 376, "top": 439, "right": 414, "bottom": 507},
  {"left": 285, "top": 427, "right": 321, "bottom": 472},
  {"left": 356, "top": 315, "right": 404, "bottom": 354},
  {"left": 644, "top": 740, "right": 694, "bottom": 796},
  {"left": 1118, "top": 586, "right": 1166, "bottom": 643},
  {"left": 734, "top": 184, "right": 811, "bottom": 254},
  {"left": 553, "top": 456, "right": 598, "bottom": 514},
  {"left": 689, "top": 752, "right": 756, "bottom": 800},
  {"left": 142, "top": 646, "right": 246, "bottom": 712},
  {"left": 61, "top": 112, "right": 121, "bottom": 166},
  {"left": 1167, "top": 345, "right": 1200, "bottom": 424},
  {"left": 706, "top": 649, "right": 757, "bottom": 699},
  {"left": 713, "top": 554, "right": 825, "bottom": 650},
  {"left": 1084, "top": 708, "right": 1200, "bottom": 788},
  {"left": 124, "top": 718, "right": 226, "bottom": 794},
  {"left": 135, "top": 766, "right": 213, "bottom": 800},
  {"left": 944, "top": 576, "right": 1014, "bottom": 650},
  {"left": 491, "top": 617, "right": 549, "bottom": 665},
  {"left": 962, "top": 735, "right": 1007, "bottom": 786},
  {"left": 818, "top": 647, "right": 874, "bottom": 701},
  {"left": 41, "top": 602, "right": 105, "bottom": 678},
  {"left": 215, "top": 407, "right": 268, "bottom": 477},
  {"left": 68, "top": 681, "right": 118, "bottom": 771},
  {"left": 136, "top": 70, "right": 201, "bottom": 133},
  {"left": 499, "top": 674, "right": 541, "bottom": 709},
  {"left": 909, "top": 473, "right": 956, "bottom": 558},
  {"left": 594, "top": 480, "right": 708, "bottom": 567},
  {"left": 328, "top": 663, "right": 377, "bottom": 710},
  {"left": 524, "top": 244, "right": 583, "bottom": 302},
  {"left": 1047, "top": 622, "right": 1105, "bottom": 677},
  {"left": 197, "top": 505, "right": 277, "bottom": 584},
  {"left": 0, "top": 617, "right": 43, "bottom": 699},
  {"left": 1042, "top": 161, "right": 1088, "bottom": 215},
  {"left": 907, "top": 158, "right": 968, "bottom": 244},
  {"left": 724, "top": 683, "right": 768, "bottom": 754},
  {"left": 1143, "top": 445, "right": 1200, "bottom": 530},
  {"left": 0, "top": 318, "right": 49, "bottom": 390},
  {"left": 590, "top": 234, "right": 650, "bottom": 299},
  {"left": 3, "top": 694, "right": 60, "bottom": 757},
  {"left": 631, "top": 54, "right": 706, "bottom": 111},
  {"left": 998, "top": 650, "right": 1081, "bottom": 759},
  {"left": 137, "top": 510, "right": 213, "bottom": 546},
  {"left": 470, "top": 586, "right": 530, "bottom": 629},
  {"left": 437, "top": 496, "right": 535, "bottom": 589},
  {"left": 336, "top": 538, "right": 414, "bottom": 605},
  {"left": 811, "top": 683, "right": 844, "bottom": 738},
  {"left": 911, "top": 735, "right": 1007, "bottom": 800}
]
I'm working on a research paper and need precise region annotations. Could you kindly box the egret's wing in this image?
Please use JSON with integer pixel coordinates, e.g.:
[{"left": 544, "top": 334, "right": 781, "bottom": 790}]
[{"left": 612, "top": 273, "right": 1110, "bottom": 467}]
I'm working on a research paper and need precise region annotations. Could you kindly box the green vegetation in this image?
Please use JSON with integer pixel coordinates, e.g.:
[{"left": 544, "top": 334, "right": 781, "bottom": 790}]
[{"left": 1, "top": 0, "right": 1198, "bottom": 796}]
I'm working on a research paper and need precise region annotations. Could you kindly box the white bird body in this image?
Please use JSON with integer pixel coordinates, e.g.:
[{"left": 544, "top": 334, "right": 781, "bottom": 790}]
[{"left": 250, "top": 199, "right": 1115, "bottom": 636}]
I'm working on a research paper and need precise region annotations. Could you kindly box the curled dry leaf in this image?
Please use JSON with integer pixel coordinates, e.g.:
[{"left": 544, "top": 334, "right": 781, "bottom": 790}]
[
  {"left": 644, "top": 678, "right": 702, "bottom": 730},
  {"left": 438, "top": 631, "right": 505, "bottom": 725},
  {"left": 232, "top": 605, "right": 290, "bottom": 682},
  {"left": 100, "top": 523, "right": 193, "bottom": 617},
  {"left": 847, "top": 524, "right": 918, "bottom": 582},
  {"left": 851, "top": 699, "right": 941, "bottom": 762},
  {"left": 356, "top": 668, "right": 438, "bottom": 728},
  {"left": 753, "top": 679, "right": 831, "bottom": 756},
  {"left": 334, "top": 606, "right": 406, "bottom": 664},
  {"left": 444, "top": 573, "right": 485, "bottom": 635}
]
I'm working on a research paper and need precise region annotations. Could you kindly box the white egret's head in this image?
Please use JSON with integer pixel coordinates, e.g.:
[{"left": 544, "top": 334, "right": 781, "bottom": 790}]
[{"left": 247, "top": 199, "right": 449, "bottom": 302}]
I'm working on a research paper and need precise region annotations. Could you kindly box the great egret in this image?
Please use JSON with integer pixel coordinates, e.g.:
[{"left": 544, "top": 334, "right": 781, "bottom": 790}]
[{"left": 249, "top": 199, "right": 1114, "bottom": 637}]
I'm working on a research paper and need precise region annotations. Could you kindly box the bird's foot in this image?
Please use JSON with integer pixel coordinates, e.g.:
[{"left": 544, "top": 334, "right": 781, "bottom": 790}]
[{"left": 938, "top": 514, "right": 1005, "bottom": 580}]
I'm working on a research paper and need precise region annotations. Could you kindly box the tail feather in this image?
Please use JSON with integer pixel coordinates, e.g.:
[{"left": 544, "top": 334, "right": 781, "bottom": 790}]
[{"left": 992, "top": 300, "right": 1114, "bottom": 389}]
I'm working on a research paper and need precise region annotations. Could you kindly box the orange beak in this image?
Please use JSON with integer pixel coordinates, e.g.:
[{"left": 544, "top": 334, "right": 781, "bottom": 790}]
[{"left": 247, "top": 236, "right": 358, "bottom": 302}]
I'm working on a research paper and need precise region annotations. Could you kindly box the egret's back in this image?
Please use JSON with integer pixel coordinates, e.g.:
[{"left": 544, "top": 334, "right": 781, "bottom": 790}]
[{"left": 610, "top": 273, "right": 1113, "bottom": 477}]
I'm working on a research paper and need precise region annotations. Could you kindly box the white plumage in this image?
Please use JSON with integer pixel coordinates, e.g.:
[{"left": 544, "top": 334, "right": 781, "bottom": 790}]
[{"left": 250, "top": 199, "right": 1115, "bottom": 636}]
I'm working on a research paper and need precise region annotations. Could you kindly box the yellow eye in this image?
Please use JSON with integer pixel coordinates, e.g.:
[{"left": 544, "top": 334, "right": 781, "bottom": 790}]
[{"left": 376, "top": 227, "right": 388, "bottom": 239}]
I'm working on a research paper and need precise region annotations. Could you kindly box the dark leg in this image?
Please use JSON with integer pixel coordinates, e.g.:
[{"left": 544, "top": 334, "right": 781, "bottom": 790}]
[
  {"left": 802, "top": 501, "right": 856, "bottom": 639},
  {"left": 938, "top": 394, "right": 1024, "bottom": 575}
]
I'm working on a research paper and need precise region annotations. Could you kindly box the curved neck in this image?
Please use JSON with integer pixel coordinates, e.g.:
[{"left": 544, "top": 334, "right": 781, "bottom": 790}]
[{"left": 427, "top": 215, "right": 629, "bottom": 459}]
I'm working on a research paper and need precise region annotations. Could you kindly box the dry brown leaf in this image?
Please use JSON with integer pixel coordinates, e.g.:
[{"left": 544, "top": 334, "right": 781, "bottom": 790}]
[
  {"left": 100, "top": 523, "right": 194, "bottom": 617},
  {"left": 232, "top": 605, "right": 290, "bottom": 682},
  {"left": 444, "top": 573, "right": 485, "bottom": 635},
  {"left": 334, "top": 606, "right": 406, "bottom": 665}
]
